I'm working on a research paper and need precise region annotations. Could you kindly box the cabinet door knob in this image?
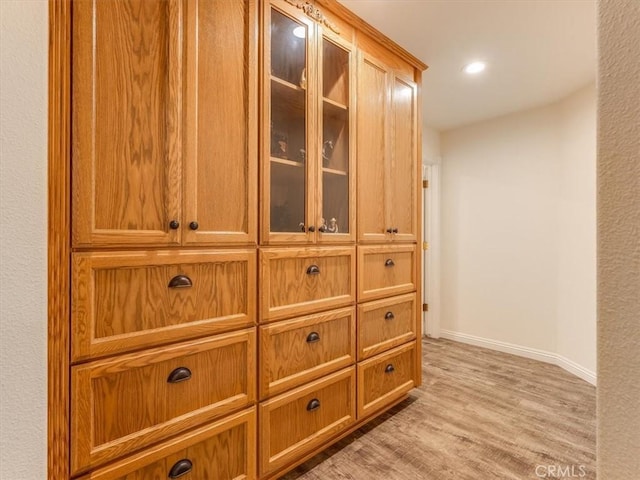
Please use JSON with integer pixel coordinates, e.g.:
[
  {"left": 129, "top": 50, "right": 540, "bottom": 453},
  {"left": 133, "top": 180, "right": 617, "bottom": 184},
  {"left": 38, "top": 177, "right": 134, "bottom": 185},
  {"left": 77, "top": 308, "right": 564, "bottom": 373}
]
[
  {"left": 169, "top": 220, "right": 180, "bottom": 230},
  {"left": 167, "top": 367, "right": 192, "bottom": 384},
  {"left": 385, "top": 259, "right": 395, "bottom": 267},
  {"left": 189, "top": 221, "right": 199, "bottom": 230},
  {"left": 306, "top": 331, "right": 320, "bottom": 343},
  {"left": 386, "top": 227, "right": 393, "bottom": 234},
  {"left": 168, "top": 275, "right": 192, "bottom": 289},
  {"left": 308, "top": 225, "right": 316, "bottom": 232},
  {"left": 385, "top": 364, "right": 395, "bottom": 374},
  {"left": 318, "top": 225, "right": 327, "bottom": 233},
  {"left": 307, "top": 398, "right": 321, "bottom": 412},
  {"left": 392, "top": 228, "right": 399, "bottom": 234},
  {"left": 168, "top": 459, "right": 193, "bottom": 478},
  {"left": 299, "top": 223, "right": 306, "bottom": 232},
  {"left": 306, "top": 265, "right": 321, "bottom": 275},
  {"left": 385, "top": 311, "right": 395, "bottom": 320}
]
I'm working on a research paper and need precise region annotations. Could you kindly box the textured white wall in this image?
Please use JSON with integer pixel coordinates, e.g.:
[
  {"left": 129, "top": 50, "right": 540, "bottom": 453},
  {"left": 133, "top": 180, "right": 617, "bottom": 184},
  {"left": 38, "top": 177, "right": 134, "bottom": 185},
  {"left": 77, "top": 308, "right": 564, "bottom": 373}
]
[
  {"left": 441, "top": 102, "right": 561, "bottom": 352},
  {"left": 0, "top": 1, "right": 48, "bottom": 478},
  {"left": 556, "top": 85, "right": 597, "bottom": 374},
  {"left": 597, "top": 0, "right": 640, "bottom": 477},
  {"left": 440, "top": 86, "right": 597, "bottom": 377}
]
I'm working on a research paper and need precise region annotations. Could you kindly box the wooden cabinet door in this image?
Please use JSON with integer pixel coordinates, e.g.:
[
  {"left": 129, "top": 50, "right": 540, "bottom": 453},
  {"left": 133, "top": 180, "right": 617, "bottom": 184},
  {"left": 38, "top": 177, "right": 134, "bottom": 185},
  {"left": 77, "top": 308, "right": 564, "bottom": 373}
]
[
  {"left": 388, "top": 74, "right": 418, "bottom": 242},
  {"left": 183, "top": 0, "right": 257, "bottom": 245},
  {"left": 356, "top": 52, "right": 389, "bottom": 243},
  {"left": 72, "top": 0, "right": 183, "bottom": 248}
]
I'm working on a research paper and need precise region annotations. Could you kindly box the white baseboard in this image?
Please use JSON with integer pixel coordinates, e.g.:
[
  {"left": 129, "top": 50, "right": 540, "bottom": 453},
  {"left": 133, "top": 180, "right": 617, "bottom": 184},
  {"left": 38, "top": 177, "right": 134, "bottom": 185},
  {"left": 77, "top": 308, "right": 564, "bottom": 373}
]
[{"left": 439, "top": 330, "right": 596, "bottom": 386}]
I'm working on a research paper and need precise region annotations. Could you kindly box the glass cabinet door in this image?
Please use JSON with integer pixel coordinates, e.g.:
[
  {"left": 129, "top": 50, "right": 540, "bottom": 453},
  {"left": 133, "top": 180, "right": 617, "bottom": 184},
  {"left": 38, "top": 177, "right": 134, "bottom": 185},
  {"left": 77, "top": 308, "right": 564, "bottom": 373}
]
[
  {"left": 267, "top": 7, "right": 312, "bottom": 239},
  {"left": 318, "top": 35, "right": 353, "bottom": 241}
]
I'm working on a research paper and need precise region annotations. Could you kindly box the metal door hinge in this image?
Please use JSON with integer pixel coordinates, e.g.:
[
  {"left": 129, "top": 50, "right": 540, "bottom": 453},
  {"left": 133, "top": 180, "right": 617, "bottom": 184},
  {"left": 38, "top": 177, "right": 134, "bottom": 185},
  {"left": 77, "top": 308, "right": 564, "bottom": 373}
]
[
  {"left": 422, "top": 303, "right": 429, "bottom": 312},
  {"left": 423, "top": 242, "right": 429, "bottom": 251},
  {"left": 423, "top": 180, "right": 429, "bottom": 189}
]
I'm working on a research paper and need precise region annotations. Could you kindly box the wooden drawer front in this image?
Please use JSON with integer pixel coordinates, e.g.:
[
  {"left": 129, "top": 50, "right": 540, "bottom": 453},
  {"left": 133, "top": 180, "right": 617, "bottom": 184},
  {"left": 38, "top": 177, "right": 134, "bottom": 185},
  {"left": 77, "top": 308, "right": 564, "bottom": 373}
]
[
  {"left": 259, "top": 247, "right": 355, "bottom": 322},
  {"left": 72, "top": 249, "right": 256, "bottom": 361},
  {"left": 358, "top": 293, "right": 416, "bottom": 360},
  {"left": 77, "top": 408, "right": 256, "bottom": 480},
  {"left": 71, "top": 329, "right": 256, "bottom": 475},
  {"left": 357, "top": 245, "right": 416, "bottom": 301},
  {"left": 259, "top": 368, "right": 355, "bottom": 476},
  {"left": 357, "top": 342, "right": 416, "bottom": 418},
  {"left": 260, "top": 307, "right": 356, "bottom": 398}
]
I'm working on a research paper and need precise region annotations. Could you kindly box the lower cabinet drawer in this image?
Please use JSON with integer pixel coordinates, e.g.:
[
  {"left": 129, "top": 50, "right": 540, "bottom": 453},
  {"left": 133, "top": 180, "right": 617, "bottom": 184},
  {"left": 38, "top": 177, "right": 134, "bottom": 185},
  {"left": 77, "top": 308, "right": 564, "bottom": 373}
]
[
  {"left": 357, "top": 245, "right": 416, "bottom": 302},
  {"left": 259, "top": 368, "right": 356, "bottom": 476},
  {"left": 358, "top": 293, "right": 417, "bottom": 360},
  {"left": 259, "top": 307, "right": 356, "bottom": 398},
  {"left": 357, "top": 342, "right": 416, "bottom": 418},
  {"left": 71, "top": 329, "right": 256, "bottom": 476},
  {"left": 77, "top": 408, "right": 256, "bottom": 480}
]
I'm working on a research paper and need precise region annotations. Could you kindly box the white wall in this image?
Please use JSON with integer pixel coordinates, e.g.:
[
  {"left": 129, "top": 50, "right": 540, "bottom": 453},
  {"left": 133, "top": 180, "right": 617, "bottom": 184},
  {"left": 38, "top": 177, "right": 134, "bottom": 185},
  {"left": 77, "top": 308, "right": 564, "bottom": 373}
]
[
  {"left": 440, "top": 85, "right": 596, "bottom": 380},
  {"left": 0, "top": 1, "right": 49, "bottom": 478},
  {"left": 597, "top": 0, "right": 640, "bottom": 477}
]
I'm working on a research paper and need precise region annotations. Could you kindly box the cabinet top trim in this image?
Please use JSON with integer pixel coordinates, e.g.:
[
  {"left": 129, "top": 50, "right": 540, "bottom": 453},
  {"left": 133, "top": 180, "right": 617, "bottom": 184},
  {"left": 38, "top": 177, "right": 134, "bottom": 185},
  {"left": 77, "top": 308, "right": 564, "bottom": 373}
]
[
  {"left": 284, "top": 0, "right": 341, "bottom": 34},
  {"left": 315, "top": 0, "right": 428, "bottom": 71}
]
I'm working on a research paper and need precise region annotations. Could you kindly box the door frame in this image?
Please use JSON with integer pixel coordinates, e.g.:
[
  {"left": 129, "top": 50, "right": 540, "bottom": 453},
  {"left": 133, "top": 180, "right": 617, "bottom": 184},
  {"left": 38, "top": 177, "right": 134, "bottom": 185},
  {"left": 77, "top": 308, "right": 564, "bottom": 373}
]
[{"left": 423, "top": 161, "right": 441, "bottom": 338}]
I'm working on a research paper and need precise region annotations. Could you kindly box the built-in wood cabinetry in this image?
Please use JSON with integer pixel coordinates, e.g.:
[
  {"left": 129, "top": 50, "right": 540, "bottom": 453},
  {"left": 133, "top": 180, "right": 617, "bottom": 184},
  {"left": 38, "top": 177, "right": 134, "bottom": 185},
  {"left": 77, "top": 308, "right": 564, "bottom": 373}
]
[{"left": 53, "top": 0, "right": 425, "bottom": 478}]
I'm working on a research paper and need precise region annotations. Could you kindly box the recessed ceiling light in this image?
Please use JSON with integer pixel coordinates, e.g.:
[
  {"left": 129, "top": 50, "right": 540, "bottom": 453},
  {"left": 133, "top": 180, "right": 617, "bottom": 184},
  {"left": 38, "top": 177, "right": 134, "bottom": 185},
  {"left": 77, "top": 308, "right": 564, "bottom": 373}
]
[
  {"left": 463, "top": 61, "right": 486, "bottom": 74},
  {"left": 292, "top": 26, "right": 306, "bottom": 39}
]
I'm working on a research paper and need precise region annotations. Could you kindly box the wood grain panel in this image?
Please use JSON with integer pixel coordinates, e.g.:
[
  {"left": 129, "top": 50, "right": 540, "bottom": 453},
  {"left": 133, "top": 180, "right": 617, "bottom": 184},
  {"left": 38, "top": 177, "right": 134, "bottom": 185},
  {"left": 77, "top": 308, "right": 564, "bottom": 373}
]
[
  {"left": 71, "top": 329, "right": 256, "bottom": 475},
  {"left": 356, "top": 53, "right": 388, "bottom": 243},
  {"left": 259, "top": 247, "right": 356, "bottom": 322},
  {"left": 357, "top": 245, "right": 416, "bottom": 302},
  {"left": 48, "top": 1, "right": 71, "bottom": 478},
  {"left": 389, "top": 75, "right": 418, "bottom": 242},
  {"left": 77, "top": 408, "right": 256, "bottom": 480},
  {"left": 259, "top": 368, "right": 355, "bottom": 476},
  {"left": 357, "top": 342, "right": 415, "bottom": 418},
  {"left": 357, "top": 293, "right": 416, "bottom": 360},
  {"left": 259, "top": 307, "right": 356, "bottom": 398},
  {"left": 72, "top": 249, "right": 256, "bottom": 361},
  {"left": 72, "top": 0, "right": 182, "bottom": 247},
  {"left": 184, "top": 0, "right": 258, "bottom": 245}
]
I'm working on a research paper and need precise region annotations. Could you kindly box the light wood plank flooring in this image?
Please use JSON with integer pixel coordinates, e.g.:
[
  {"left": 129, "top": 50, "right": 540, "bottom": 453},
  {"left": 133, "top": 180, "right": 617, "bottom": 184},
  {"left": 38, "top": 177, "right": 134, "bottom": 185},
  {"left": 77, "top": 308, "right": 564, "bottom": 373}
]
[{"left": 282, "top": 337, "right": 596, "bottom": 480}]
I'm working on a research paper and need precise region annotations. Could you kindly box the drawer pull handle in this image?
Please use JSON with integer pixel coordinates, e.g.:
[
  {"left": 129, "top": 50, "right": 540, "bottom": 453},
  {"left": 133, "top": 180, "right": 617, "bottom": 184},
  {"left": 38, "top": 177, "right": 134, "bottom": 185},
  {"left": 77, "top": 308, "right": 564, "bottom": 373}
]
[
  {"left": 306, "top": 265, "right": 321, "bottom": 275},
  {"left": 167, "top": 367, "right": 192, "bottom": 384},
  {"left": 168, "top": 275, "right": 192, "bottom": 289},
  {"left": 385, "top": 364, "right": 395, "bottom": 374},
  {"left": 306, "top": 331, "right": 320, "bottom": 343},
  {"left": 307, "top": 398, "right": 321, "bottom": 412},
  {"left": 385, "top": 311, "right": 395, "bottom": 320},
  {"left": 168, "top": 459, "right": 193, "bottom": 478},
  {"left": 385, "top": 259, "right": 395, "bottom": 267}
]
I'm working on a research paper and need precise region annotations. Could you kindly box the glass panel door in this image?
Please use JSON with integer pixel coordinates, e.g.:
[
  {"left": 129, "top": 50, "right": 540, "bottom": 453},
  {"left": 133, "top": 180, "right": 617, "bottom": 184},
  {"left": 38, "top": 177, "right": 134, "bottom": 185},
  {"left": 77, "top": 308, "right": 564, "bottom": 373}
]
[
  {"left": 319, "top": 37, "right": 351, "bottom": 239},
  {"left": 269, "top": 9, "right": 309, "bottom": 234}
]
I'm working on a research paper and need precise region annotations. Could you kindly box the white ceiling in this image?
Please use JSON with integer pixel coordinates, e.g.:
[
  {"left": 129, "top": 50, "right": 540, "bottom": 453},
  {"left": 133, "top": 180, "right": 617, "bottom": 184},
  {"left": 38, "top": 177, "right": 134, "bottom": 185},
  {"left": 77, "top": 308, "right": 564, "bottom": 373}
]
[{"left": 338, "top": 0, "right": 597, "bottom": 131}]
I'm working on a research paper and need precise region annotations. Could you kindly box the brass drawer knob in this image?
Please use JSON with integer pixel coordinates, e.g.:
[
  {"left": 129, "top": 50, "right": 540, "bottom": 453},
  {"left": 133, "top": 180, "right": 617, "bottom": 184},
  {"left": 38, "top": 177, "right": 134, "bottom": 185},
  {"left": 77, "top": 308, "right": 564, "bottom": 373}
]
[{"left": 168, "top": 459, "right": 193, "bottom": 478}]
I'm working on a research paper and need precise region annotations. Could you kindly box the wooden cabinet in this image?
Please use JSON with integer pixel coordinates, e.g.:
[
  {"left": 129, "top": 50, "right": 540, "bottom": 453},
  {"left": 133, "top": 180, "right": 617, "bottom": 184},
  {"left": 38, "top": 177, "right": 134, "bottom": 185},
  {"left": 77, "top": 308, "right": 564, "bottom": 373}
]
[
  {"left": 56, "top": 1, "right": 425, "bottom": 479},
  {"left": 261, "top": 0, "right": 356, "bottom": 244},
  {"left": 357, "top": 52, "right": 419, "bottom": 243},
  {"left": 72, "top": 0, "right": 257, "bottom": 248}
]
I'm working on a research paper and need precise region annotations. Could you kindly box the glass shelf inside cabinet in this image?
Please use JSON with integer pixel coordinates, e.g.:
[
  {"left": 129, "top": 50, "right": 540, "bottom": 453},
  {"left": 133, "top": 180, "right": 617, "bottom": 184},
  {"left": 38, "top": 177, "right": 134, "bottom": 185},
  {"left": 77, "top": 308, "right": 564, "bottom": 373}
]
[{"left": 321, "top": 38, "right": 350, "bottom": 234}]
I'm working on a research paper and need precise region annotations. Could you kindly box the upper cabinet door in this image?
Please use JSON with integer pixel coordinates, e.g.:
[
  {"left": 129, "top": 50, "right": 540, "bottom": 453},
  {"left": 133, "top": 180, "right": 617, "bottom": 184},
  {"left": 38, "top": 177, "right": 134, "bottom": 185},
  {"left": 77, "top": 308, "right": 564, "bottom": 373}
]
[
  {"left": 262, "top": 2, "right": 316, "bottom": 244},
  {"left": 183, "top": 0, "right": 258, "bottom": 246},
  {"left": 317, "top": 31, "right": 356, "bottom": 244},
  {"left": 72, "top": 0, "right": 183, "bottom": 248},
  {"left": 357, "top": 53, "right": 389, "bottom": 243},
  {"left": 389, "top": 74, "right": 418, "bottom": 242}
]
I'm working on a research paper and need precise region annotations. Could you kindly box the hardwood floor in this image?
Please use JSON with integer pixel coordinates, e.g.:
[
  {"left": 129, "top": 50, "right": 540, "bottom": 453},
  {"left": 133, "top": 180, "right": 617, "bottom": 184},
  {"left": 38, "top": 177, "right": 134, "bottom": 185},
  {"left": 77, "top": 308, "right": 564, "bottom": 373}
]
[{"left": 281, "top": 337, "right": 596, "bottom": 480}]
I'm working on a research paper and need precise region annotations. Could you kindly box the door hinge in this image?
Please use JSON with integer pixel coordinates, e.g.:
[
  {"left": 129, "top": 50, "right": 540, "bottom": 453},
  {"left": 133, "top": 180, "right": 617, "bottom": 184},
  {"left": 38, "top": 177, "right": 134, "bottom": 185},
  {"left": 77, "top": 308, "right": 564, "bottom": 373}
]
[
  {"left": 423, "top": 242, "right": 429, "bottom": 251},
  {"left": 423, "top": 180, "right": 429, "bottom": 189},
  {"left": 422, "top": 303, "right": 429, "bottom": 312}
]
